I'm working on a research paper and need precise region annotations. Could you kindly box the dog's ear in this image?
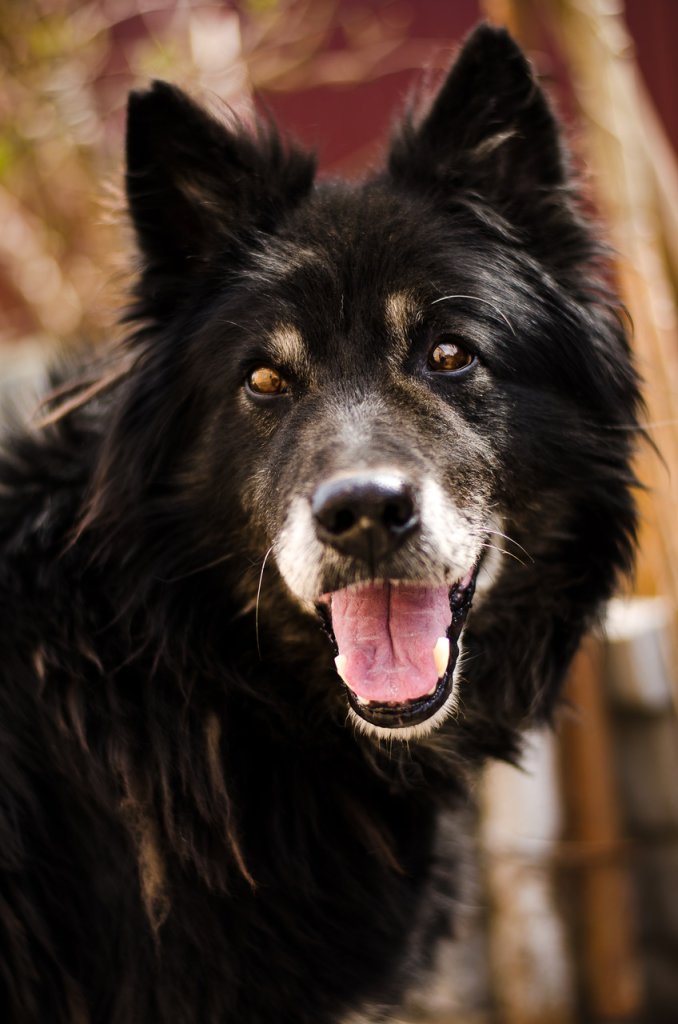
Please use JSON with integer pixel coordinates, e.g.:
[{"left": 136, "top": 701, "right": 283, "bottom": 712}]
[
  {"left": 388, "top": 24, "right": 567, "bottom": 220},
  {"left": 126, "top": 82, "right": 315, "bottom": 285}
]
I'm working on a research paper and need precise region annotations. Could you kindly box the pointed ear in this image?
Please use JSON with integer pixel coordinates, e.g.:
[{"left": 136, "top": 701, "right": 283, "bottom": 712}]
[
  {"left": 125, "top": 82, "right": 315, "bottom": 286},
  {"left": 388, "top": 24, "right": 567, "bottom": 216}
]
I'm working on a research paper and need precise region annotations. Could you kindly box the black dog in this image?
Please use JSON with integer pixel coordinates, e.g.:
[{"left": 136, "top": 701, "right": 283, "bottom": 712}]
[{"left": 0, "top": 23, "right": 639, "bottom": 1024}]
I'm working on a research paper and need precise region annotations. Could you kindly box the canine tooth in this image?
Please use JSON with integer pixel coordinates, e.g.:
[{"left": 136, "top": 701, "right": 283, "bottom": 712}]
[
  {"left": 433, "top": 636, "right": 450, "bottom": 678},
  {"left": 334, "top": 654, "right": 349, "bottom": 684}
]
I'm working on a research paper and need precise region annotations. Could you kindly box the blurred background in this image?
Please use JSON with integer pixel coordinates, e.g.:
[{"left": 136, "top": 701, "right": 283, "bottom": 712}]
[{"left": 1, "top": 1, "right": 678, "bottom": 1022}]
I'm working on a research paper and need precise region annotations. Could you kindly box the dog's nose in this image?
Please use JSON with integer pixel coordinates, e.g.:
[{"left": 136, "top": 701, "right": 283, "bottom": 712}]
[{"left": 311, "top": 472, "right": 419, "bottom": 562}]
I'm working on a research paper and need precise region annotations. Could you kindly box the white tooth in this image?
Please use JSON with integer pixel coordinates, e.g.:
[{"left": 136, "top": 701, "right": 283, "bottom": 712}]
[
  {"left": 335, "top": 655, "right": 370, "bottom": 705},
  {"left": 425, "top": 683, "right": 438, "bottom": 696},
  {"left": 334, "top": 654, "right": 349, "bottom": 684},
  {"left": 433, "top": 636, "right": 450, "bottom": 678}
]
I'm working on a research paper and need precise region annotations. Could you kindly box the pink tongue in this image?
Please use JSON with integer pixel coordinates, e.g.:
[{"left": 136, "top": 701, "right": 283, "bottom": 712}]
[{"left": 331, "top": 582, "right": 450, "bottom": 703}]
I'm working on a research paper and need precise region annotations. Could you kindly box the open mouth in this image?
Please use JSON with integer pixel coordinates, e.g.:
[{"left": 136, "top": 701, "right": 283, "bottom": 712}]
[{"left": 317, "top": 566, "right": 478, "bottom": 735}]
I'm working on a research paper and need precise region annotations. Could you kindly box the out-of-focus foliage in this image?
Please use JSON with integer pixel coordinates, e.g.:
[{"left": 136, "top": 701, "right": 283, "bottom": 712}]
[
  {"left": 1, "top": 0, "right": 120, "bottom": 345},
  {"left": 0, "top": 0, "right": 430, "bottom": 350},
  {"left": 0, "top": 0, "right": 253, "bottom": 348}
]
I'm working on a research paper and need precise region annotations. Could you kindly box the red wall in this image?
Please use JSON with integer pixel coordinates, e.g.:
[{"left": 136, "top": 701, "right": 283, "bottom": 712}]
[
  {"left": 626, "top": 0, "right": 678, "bottom": 153},
  {"left": 258, "top": 0, "right": 678, "bottom": 175},
  {"left": 259, "top": 0, "right": 481, "bottom": 174}
]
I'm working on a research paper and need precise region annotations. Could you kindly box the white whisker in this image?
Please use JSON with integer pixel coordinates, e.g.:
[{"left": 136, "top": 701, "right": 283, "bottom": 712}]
[
  {"left": 430, "top": 293, "right": 516, "bottom": 336},
  {"left": 477, "top": 541, "right": 527, "bottom": 568},
  {"left": 255, "top": 546, "right": 274, "bottom": 660},
  {"left": 481, "top": 528, "right": 534, "bottom": 563}
]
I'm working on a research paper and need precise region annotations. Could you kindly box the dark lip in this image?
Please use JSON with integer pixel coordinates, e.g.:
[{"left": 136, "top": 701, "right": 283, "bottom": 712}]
[
  {"left": 344, "top": 673, "right": 454, "bottom": 728},
  {"left": 316, "top": 566, "right": 478, "bottom": 730}
]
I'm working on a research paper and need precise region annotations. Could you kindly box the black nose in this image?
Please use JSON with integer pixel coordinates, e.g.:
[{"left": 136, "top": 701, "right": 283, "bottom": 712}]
[{"left": 311, "top": 471, "right": 419, "bottom": 563}]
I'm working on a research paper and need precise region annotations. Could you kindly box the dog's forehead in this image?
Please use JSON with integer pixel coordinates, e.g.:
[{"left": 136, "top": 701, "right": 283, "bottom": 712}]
[
  {"left": 245, "top": 186, "right": 441, "bottom": 362},
  {"left": 286, "top": 184, "right": 440, "bottom": 290},
  {"left": 260, "top": 290, "right": 419, "bottom": 374}
]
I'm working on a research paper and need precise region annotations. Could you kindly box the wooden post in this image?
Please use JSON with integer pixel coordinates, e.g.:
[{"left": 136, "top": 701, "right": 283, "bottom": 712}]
[{"left": 558, "top": 640, "right": 642, "bottom": 1019}]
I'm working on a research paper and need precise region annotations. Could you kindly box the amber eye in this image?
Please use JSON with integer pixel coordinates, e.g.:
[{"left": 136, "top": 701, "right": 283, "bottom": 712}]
[
  {"left": 246, "top": 366, "right": 290, "bottom": 397},
  {"left": 428, "top": 338, "right": 475, "bottom": 373}
]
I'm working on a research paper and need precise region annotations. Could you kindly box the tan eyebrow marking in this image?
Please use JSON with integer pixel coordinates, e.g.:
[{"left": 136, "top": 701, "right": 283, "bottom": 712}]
[
  {"left": 252, "top": 243, "right": 326, "bottom": 281},
  {"left": 267, "top": 324, "right": 308, "bottom": 371},
  {"left": 384, "top": 291, "right": 420, "bottom": 358}
]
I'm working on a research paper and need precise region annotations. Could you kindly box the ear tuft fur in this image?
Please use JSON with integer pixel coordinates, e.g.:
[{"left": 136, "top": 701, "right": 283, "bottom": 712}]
[
  {"left": 388, "top": 24, "right": 567, "bottom": 217},
  {"left": 125, "top": 81, "right": 316, "bottom": 299}
]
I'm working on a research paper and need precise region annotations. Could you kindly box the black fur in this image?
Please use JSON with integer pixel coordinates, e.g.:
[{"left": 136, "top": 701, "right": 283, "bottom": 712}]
[{"left": 0, "top": 24, "right": 639, "bottom": 1023}]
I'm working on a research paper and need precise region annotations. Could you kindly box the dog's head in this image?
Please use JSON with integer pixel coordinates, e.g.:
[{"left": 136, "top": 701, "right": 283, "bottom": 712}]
[{"left": 102, "top": 25, "right": 639, "bottom": 743}]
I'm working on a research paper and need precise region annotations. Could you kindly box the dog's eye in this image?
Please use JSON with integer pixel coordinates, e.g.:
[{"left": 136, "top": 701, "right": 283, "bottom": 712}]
[
  {"left": 428, "top": 338, "right": 475, "bottom": 373},
  {"left": 246, "top": 367, "right": 290, "bottom": 397}
]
